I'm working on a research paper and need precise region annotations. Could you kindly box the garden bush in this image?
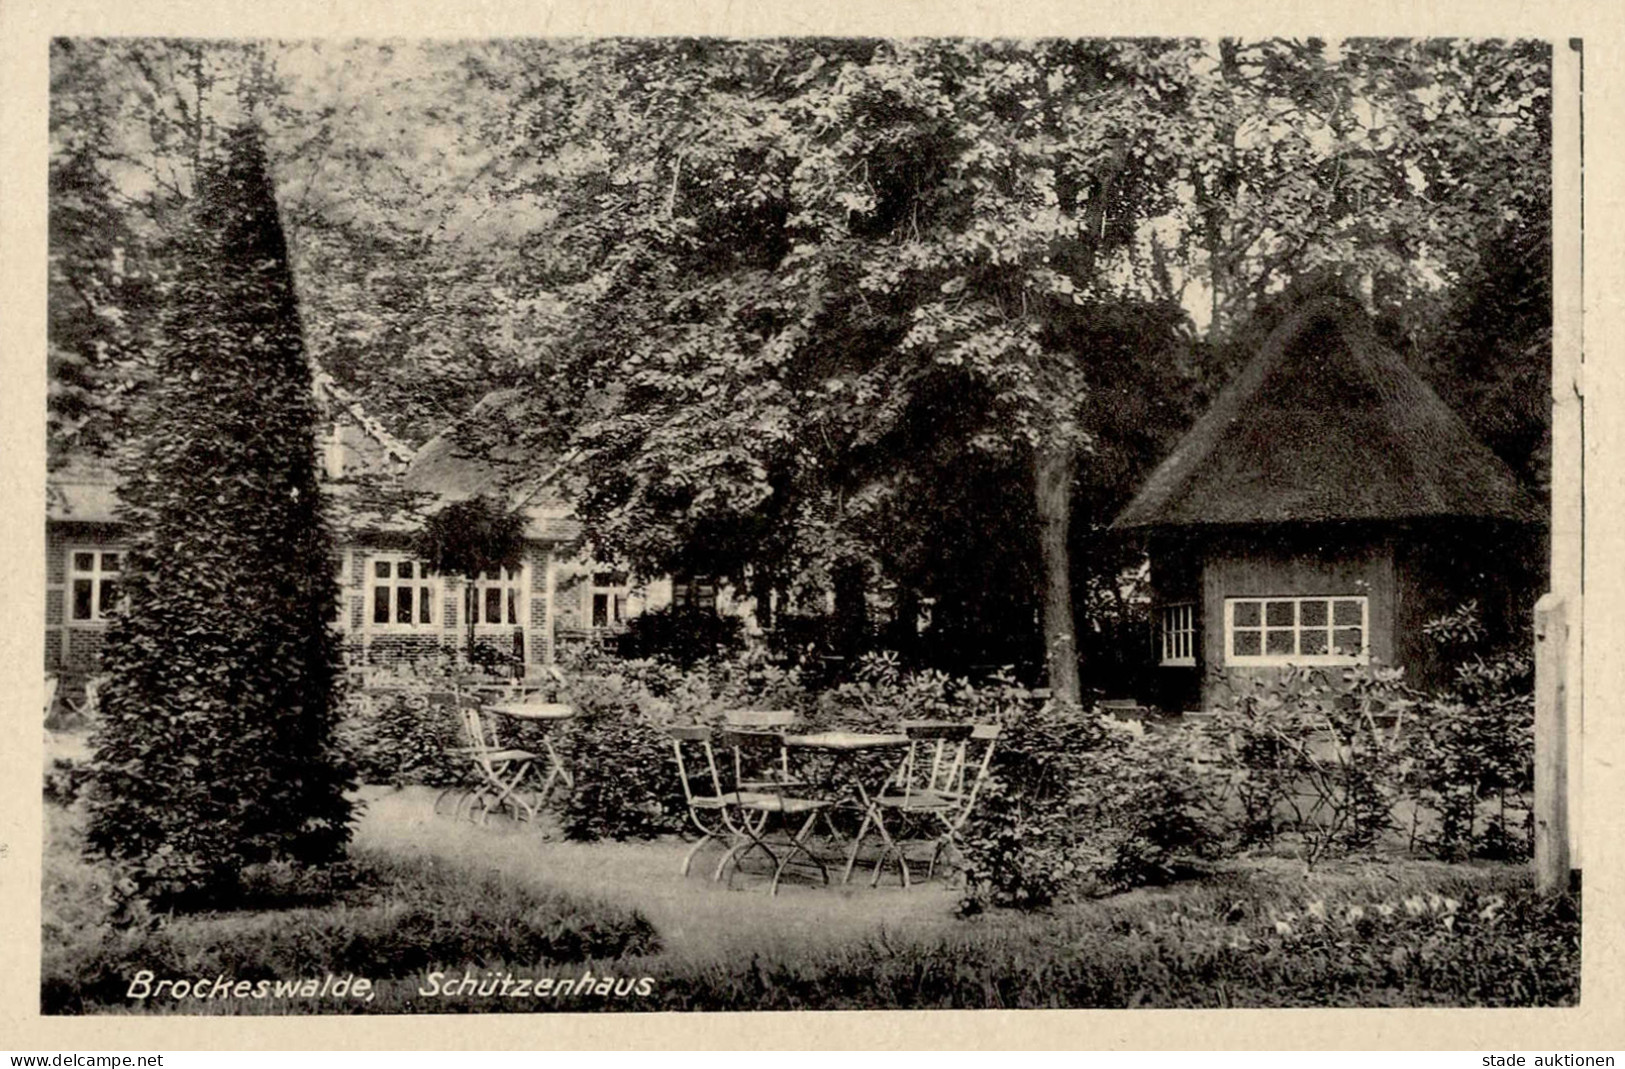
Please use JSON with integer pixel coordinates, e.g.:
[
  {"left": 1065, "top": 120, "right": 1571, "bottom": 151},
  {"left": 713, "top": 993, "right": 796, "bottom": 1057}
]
[
  {"left": 337, "top": 689, "right": 466, "bottom": 788},
  {"left": 1203, "top": 663, "right": 1411, "bottom": 863},
  {"left": 614, "top": 604, "right": 745, "bottom": 668},
  {"left": 1198, "top": 602, "right": 1535, "bottom": 865},
  {"left": 555, "top": 670, "right": 688, "bottom": 842},
  {"left": 958, "top": 702, "right": 1225, "bottom": 910}
]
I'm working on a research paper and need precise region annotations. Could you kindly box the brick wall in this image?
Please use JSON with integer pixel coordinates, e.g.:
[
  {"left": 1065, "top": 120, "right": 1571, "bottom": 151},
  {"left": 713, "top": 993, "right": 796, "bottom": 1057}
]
[
  {"left": 45, "top": 522, "right": 565, "bottom": 680},
  {"left": 45, "top": 523, "right": 122, "bottom": 682}
]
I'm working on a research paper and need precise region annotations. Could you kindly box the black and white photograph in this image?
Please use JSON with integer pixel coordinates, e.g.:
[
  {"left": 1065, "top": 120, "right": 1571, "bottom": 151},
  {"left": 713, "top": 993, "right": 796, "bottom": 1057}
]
[{"left": 9, "top": 4, "right": 1617, "bottom": 1046}]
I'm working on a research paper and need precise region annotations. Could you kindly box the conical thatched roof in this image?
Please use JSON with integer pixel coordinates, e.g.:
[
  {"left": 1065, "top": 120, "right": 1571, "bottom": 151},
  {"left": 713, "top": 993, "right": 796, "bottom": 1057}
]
[{"left": 1113, "top": 296, "right": 1545, "bottom": 530}]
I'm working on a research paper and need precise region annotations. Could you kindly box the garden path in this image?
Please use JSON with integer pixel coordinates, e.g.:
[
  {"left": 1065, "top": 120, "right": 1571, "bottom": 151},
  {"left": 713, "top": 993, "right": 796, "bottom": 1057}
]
[{"left": 351, "top": 787, "right": 966, "bottom": 960}]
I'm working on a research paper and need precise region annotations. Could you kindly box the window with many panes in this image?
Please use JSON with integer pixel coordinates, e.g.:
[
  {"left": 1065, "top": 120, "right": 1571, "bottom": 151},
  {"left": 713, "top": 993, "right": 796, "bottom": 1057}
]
[
  {"left": 1224, "top": 596, "right": 1367, "bottom": 666},
  {"left": 1160, "top": 602, "right": 1196, "bottom": 666},
  {"left": 68, "top": 549, "right": 122, "bottom": 622},
  {"left": 370, "top": 556, "right": 437, "bottom": 629},
  {"left": 470, "top": 566, "right": 524, "bottom": 628}
]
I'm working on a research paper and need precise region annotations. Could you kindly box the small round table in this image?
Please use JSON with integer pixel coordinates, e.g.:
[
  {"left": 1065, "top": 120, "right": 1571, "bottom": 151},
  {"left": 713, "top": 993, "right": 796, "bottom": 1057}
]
[
  {"left": 487, "top": 698, "right": 577, "bottom": 803},
  {"left": 783, "top": 731, "right": 912, "bottom": 886}
]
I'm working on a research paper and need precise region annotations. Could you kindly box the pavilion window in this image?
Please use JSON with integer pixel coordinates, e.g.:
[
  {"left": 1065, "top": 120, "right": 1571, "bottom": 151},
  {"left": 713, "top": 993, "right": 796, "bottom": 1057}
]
[
  {"left": 471, "top": 566, "right": 523, "bottom": 627},
  {"left": 1224, "top": 596, "right": 1367, "bottom": 666},
  {"left": 1160, "top": 602, "right": 1196, "bottom": 666},
  {"left": 67, "top": 548, "right": 123, "bottom": 622}
]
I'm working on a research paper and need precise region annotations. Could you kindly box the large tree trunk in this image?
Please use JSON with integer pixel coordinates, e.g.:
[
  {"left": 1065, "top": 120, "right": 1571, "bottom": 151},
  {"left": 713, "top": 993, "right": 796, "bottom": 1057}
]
[
  {"left": 1033, "top": 440, "right": 1082, "bottom": 709},
  {"left": 832, "top": 558, "right": 869, "bottom": 658}
]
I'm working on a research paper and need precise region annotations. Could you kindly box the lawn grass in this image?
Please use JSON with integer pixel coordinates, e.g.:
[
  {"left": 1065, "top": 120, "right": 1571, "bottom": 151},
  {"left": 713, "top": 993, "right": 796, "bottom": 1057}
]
[
  {"left": 41, "top": 804, "right": 660, "bottom": 1015},
  {"left": 42, "top": 792, "right": 1578, "bottom": 1014}
]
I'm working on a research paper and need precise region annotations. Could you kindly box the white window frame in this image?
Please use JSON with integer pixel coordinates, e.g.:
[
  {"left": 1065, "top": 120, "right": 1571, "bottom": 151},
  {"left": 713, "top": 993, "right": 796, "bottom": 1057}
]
[
  {"left": 66, "top": 547, "right": 123, "bottom": 623},
  {"left": 469, "top": 564, "right": 527, "bottom": 631},
  {"left": 1224, "top": 595, "right": 1369, "bottom": 667},
  {"left": 366, "top": 554, "right": 440, "bottom": 632},
  {"left": 1160, "top": 602, "right": 1196, "bottom": 666},
  {"left": 590, "top": 571, "right": 629, "bottom": 630},
  {"left": 671, "top": 575, "right": 718, "bottom": 612}
]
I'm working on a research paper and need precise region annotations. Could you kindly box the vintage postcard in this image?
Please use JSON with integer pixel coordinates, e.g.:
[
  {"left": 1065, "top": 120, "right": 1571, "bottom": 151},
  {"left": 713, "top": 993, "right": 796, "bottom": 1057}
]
[{"left": 3, "top": 0, "right": 1623, "bottom": 1053}]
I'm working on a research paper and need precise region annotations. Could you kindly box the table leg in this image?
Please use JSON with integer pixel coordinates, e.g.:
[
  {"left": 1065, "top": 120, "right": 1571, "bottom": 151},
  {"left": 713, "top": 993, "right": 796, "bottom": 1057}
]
[{"left": 850, "top": 781, "right": 908, "bottom": 888}]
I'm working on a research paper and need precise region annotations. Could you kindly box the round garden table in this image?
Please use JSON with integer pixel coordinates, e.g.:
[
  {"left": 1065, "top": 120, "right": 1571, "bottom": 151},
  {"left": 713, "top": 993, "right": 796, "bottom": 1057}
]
[
  {"left": 486, "top": 697, "right": 577, "bottom": 802},
  {"left": 782, "top": 731, "right": 913, "bottom": 887}
]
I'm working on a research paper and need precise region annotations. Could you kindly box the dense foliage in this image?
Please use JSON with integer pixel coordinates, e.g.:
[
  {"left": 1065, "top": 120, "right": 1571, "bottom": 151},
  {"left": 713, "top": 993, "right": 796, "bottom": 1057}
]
[
  {"left": 49, "top": 38, "right": 1551, "bottom": 698},
  {"left": 84, "top": 125, "right": 354, "bottom": 907},
  {"left": 614, "top": 605, "right": 747, "bottom": 668}
]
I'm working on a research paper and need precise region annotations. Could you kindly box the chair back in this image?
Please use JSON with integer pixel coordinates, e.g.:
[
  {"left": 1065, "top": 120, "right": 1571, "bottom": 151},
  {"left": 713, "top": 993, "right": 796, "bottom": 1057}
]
[
  {"left": 82, "top": 675, "right": 105, "bottom": 716},
  {"left": 717, "top": 728, "right": 789, "bottom": 794},
  {"left": 456, "top": 703, "right": 505, "bottom": 772},
  {"left": 721, "top": 711, "right": 797, "bottom": 782},
  {"left": 896, "top": 721, "right": 974, "bottom": 798},
  {"left": 668, "top": 724, "right": 724, "bottom": 804},
  {"left": 43, "top": 674, "right": 59, "bottom": 724},
  {"left": 722, "top": 709, "right": 797, "bottom": 729},
  {"left": 949, "top": 723, "right": 1002, "bottom": 822}
]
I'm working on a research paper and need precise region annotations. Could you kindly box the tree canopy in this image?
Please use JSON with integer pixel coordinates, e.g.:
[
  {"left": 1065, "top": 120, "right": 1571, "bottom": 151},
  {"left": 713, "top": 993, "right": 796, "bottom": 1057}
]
[{"left": 48, "top": 36, "right": 1552, "bottom": 695}]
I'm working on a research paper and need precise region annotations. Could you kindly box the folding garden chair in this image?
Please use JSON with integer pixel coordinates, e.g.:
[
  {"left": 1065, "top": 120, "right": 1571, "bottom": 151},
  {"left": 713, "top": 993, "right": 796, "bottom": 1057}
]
[
  {"left": 668, "top": 724, "right": 763, "bottom": 877},
  {"left": 715, "top": 729, "right": 835, "bottom": 894},
  {"left": 434, "top": 690, "right": 542, "bottom": 825},
  {"left": 50, "top": 674, "right": 106, "bottom": 729},
  {"left": 43, "top": 674, "right": 59, "bottom": 726},
  {"left": 720, "top": 709, "right": 801, "bottom": 791},
  {"left": 930, "top": 723, "right": 1002, "bottom": 873},
  {"left": 871, "top": 721, "right": 975, "bottom": 885}
]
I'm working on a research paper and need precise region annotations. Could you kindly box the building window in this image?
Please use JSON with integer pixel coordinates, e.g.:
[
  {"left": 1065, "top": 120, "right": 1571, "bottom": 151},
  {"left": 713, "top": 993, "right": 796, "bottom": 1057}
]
[
  {"left": 369, "top": 556, "right": 437, "bottom": 629},
  {"left": 671, "top": 575, "right": 717, "bottom": 613},
  {"left": 591, "top": 571, "right": 629, "bottom": 630},
  {"left": 1160, "top": 602, "right": 1196, "bottom": 666},
  {"left": 1224, "top": 596, "right": 1368, "bottom": 666},
  {"left": 471, "top": 566, "right": 523, "bottom": 627},
  {"left": 68, "top": 549, "right": 121, "bottom": 622}
]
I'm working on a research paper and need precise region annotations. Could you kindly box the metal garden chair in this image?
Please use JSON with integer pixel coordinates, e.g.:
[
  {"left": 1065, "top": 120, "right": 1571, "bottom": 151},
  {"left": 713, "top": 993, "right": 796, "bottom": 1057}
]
[
  {"left": 715, "top": 729, "right": 835, "bottom": 894},
  {"left": 874, "top": 721, "right": 1001, "bottom": 883}
]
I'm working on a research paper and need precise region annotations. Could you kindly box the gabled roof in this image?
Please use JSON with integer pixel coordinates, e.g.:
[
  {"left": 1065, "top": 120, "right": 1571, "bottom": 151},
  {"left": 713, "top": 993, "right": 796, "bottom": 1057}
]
[
  {"left": 1112, "top": 296, "right": 1546, "bottom": 530},
  {"left": 46, "top": 459, "right": 119, "bottom": 523},
  {"left": 312, "top": 369, "right": 416, "bottom": 466},
  {"left": 401, "top": 389, "right": 580, "bottom": 543}
]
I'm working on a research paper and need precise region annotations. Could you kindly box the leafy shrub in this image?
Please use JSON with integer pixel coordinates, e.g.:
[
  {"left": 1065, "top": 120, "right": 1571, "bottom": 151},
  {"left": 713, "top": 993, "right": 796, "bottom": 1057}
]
[
  {"left": 614, "top": 605, "right": 745, "bottom": 668},
  {"left": 1401, "top": 646, "right": 1534, "bottom": 861},
  {"left": 1204, "top": 664, "right": 1410, "bottom": 863},
  {"left": 1200, "top": 602, "right": 1535, "bottom": 865},
  {"left": 554, "top": 670, "right": 688, "bottom": 842},
  {"left": 337, "top": 689, "right": 466, "bottom": 788},
  {"left": 958, "top": 703, "right": 1223, "bottom": 910}
]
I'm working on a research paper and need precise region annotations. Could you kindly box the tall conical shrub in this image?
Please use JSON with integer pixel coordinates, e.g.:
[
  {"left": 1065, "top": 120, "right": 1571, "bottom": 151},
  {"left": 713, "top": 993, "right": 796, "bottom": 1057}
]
[{"left": 86, "top": 124, "right": 353, "bottom": 906}]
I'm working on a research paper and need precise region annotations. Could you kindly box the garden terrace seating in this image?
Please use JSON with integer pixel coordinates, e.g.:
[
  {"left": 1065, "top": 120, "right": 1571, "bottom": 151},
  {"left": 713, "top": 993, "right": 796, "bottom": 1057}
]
[
  {"left": 437, "top": 691, "right": 543, "bottom": 825},
  {"left": 715, "top": 729, "right": 835, "bottom": 894},
  {"left": 666, "top": 724, "right": 759, "bottom": 877}
]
